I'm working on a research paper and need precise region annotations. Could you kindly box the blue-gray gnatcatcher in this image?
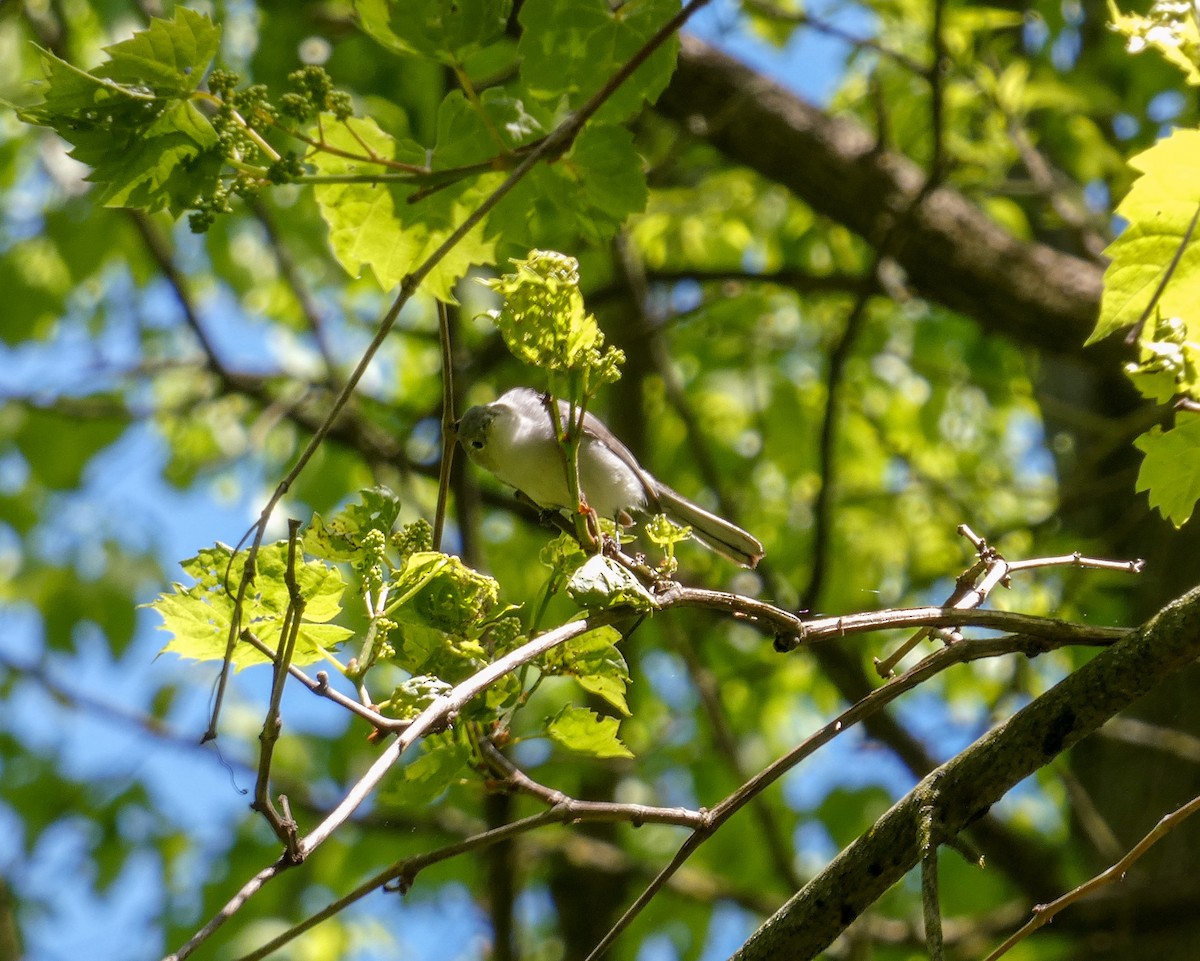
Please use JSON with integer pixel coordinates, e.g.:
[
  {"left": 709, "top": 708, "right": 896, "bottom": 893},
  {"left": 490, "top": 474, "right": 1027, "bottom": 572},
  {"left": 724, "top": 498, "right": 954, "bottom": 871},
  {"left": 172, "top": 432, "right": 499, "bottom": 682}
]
[{"left": 456, "top": 387, "right": 764, "bottom": 567}]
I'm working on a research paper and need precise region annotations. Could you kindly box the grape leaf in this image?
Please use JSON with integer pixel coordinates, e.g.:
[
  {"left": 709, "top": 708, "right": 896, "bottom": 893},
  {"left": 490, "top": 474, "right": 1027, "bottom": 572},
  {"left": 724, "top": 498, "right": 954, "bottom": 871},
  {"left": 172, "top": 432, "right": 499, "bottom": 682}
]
[
  {"left": 309, "top": 114, "right": 502, "bottom": 300},
  {"left": 434, "top": 89, "right": 542, "bottom": 168},
  {"left": 306, "top": 486, "right": 402, "bottom": 562},
  {"left": 543, "top": 625, "right": 630, "bottom": 715},
  {"left": 1092, "top": 129, "right": 1200, "bottom": 345},
  {"left": 149, "top": 542, "right": 352, "bottom": 667},
  {"left": 566, "top": 555, "right": 654, "bottom": 610},
  {"left": 386, "top": 734, "right": 472, "bottom": 807},
  {"left": 546, "top": 705, "right": 633, "bottom": 758},
  {"left": 1135, "top": 416, "right": 1200, "bottom": 527},
  {"left": 19, "top": 9, "right": 221, "bottom": 213}
]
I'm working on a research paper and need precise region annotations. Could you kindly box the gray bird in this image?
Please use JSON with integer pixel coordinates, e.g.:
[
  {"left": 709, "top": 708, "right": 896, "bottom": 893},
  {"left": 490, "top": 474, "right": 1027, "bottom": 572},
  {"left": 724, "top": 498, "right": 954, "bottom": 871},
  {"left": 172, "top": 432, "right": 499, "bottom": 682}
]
[{"left": 456, "top": 387, "right": 764, "bottom": 567}]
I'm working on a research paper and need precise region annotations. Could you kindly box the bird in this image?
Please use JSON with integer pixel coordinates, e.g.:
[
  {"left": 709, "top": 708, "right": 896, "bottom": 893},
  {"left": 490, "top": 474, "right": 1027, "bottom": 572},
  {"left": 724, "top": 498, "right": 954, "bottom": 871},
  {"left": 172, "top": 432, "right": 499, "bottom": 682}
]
[{"left": 456, "top": 387, "right": 764, "bottom": 568}]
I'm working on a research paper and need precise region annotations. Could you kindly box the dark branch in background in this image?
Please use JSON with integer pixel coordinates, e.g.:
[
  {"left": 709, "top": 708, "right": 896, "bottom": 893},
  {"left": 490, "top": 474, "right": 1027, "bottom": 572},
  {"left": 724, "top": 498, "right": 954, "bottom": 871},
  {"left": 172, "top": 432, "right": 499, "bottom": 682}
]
[
  {"left": 587, "top": 266, "right": 879, "bottom": 309},
  {"left": 655, "top": 36, "right": 1106, "bottom": 356},
  {"left": 729, "top": 585, "right": 1200, "bottom": 961},
  {"left": 127, "top": 210, "right": 233, "bottom": 383},
  {"left": 666, "top": 621, "right": 803, "bottom": 893},
  {"left": 796, "top": 269, "right": 871, "bottom": 612},
  {"left": 251, "top": 199, "right": 342, "bottom": 380}
]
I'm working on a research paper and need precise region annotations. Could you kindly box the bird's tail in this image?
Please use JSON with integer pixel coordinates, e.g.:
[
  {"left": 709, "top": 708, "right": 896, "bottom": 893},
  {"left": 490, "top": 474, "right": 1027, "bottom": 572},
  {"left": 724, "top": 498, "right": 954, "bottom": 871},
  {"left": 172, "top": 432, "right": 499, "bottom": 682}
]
[{"left": 654, "top": 485, "right": 764, "bottom": 568}]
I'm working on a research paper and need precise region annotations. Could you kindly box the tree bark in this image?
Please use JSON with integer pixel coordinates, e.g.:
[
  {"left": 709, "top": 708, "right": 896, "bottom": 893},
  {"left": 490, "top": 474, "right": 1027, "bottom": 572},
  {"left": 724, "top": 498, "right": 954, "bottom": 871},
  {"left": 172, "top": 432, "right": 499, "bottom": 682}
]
[{"left": 656, "top": 36, "right": 1106, "bottom": 357}]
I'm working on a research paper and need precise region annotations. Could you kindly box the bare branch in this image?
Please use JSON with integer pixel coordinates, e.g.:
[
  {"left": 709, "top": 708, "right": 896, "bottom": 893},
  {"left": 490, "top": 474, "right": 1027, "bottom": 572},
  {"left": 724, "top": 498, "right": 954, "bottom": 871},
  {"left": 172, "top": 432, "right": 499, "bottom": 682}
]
[{"left": 982, "top": 791, "right": 1200, "bottom": 961}]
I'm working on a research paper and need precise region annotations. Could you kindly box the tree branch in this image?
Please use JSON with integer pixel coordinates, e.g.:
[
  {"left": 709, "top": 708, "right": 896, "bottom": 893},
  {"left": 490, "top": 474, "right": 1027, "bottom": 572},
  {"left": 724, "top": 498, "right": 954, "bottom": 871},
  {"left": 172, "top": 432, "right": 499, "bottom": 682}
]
[
  {"left": 729, "top": 584, "right": 1200, "bottom": 961},
  {"left": 655, "top": 36, "right": 1106, "bottom": 356}
]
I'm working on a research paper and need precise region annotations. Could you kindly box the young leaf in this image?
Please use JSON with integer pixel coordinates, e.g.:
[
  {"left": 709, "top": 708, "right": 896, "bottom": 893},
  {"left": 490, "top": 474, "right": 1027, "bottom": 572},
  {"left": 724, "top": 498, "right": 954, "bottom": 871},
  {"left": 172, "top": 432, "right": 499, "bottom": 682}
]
[
  {"left": 542, "top": 625, "right": 630, "bottom": 715},
  {"left": 386, "top": 674, "right": 453, "bottom": 719},
  {"left": 491, "top": 124, "right": 648, "bottom": 248},
  {"left": 1092, "top": 130, "right": 1200, "bottom": 346},
  {"left": 149, "top": 542, "right": 352, "bottom": 668},
  {"left": 546, "top": 705, "right": 633, "bottom": 758},
  {"left": 566, "top": 555, "right": 654, "bottom": 611},
  {"left": 1135, "top": 416, "right": 1200, "bottom": 527},
  {"left": 306, "top": 486, "right": 402, "bottom": 562},
  {"left": 481, "top": 249, "right": 625, "bottom": 379},
  {"left": 98, "top": 7, "right": 221, "bottom": 92},
  {"left": 309, "top": 114, "right": 502, "bottom": 300},
  {"left": 385, "top": 733, "right": 472, "bottom": 807},
  {"left": 20, "top": 9, "right": 222, "bottom": 213}
]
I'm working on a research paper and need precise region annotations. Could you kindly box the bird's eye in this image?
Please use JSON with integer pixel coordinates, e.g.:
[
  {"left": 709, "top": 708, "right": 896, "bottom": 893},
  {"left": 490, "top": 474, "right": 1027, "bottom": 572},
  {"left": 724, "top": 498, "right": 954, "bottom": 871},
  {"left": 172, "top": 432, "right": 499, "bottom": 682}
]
[{"left": 470, "top": 440, "right": 484, "bottom": 450}]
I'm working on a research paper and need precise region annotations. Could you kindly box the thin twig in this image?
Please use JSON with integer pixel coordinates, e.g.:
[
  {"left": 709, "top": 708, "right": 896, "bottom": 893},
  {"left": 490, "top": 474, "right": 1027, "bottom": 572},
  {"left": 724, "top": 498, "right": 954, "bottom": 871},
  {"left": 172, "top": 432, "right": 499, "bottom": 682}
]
[
  {"left": 126, "top": 210, "right": 230, "bottom": 381},
  {"left": 251, "top": 520, "right": 305, "bottom": 859},
  {"left": 251, "top": 200, "right": 341, "bottom": 380},
  {"left": 981, "top": 792, "right": 1200, "bottom": 961},
  {"left": 434, "top": 300, "right": 456, "bottom": 551},
  {"left": 479, "top": 738, "right": 708, "bottom": 829},
  {"left": 874, "top": 528, "right": 1143, "bottom": 676},
  {"left": 237, "top": 632, "right": 409, "bottom": 732}
]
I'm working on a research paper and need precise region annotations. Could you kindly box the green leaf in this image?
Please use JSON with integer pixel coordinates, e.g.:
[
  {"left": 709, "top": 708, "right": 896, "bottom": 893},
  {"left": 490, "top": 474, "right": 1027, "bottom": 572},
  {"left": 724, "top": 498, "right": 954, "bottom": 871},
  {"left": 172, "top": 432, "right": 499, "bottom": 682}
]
[
  {"left": 491, "top": 124, "right": 647, "bottom": 248},
  {"left": 306, "top": 486, "right": 402, "bottom": 562},
  {"left": 517, "top": 0, "right": 680, "bottom": 123},
  {"left": 566, "top": 555, "right": 654, "bottom": 611},
  {"left": 542, "top": 625, "right": 630, "bottom": 715},
  {"left": 19, "top": 10, "right": 221, "bottom": 214},
  {"left": 388, "top": 550, "right": 500, "bottom": 630},
  {"left": 98, "top": 7, "right": 220, "bottom": 93},
  {"left": 309, "top": 114, "right": 502, "bottom": 300},
  {"left": 355, "top": 0, "right": 512, "bottom": 65},
  {"left": 433, "top": 89, "right": 543, "bottom": 168},
  {"left": 394, "top": 620, "right": 450, "bottom": 673},
  {"left": 386, "top": 674, "right": 452, "bottom": 719},
  {"left": 386, "top": 733, "right": 472, "bottom": 807},
  {"left": 1135, "top": 416, "right": 1200, "bottom": 526},
  {"left": 1092, "top": 130, "right": 1200, "bottom": 345},
  {"left": 481, "top": 249, "right": 625, "bottom": 380},
  {"left": 564, "top": 123, "right": 648, "bottom": 237},
  {"left": 149, "top": 542, "right": 353, "bottom": 668},
  {"left": 92, "top": 100, "right": 222, "bottom": 211},
  {"left": 546, "top": 705, "right": 633, "bottom": 758}
]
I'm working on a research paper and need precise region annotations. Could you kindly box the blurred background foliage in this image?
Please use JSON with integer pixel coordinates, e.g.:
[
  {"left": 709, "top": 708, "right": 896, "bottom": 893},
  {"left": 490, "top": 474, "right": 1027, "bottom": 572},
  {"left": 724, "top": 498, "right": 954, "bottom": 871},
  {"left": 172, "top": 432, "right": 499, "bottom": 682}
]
[{"left": 2, "top": 1, "right": 1199, "bottom": 960}]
